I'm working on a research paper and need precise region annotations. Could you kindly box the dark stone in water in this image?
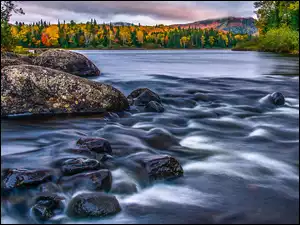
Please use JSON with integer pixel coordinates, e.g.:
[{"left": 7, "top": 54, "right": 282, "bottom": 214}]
[
  {"left": 76, "top": 137, "right": 112, "bottom": 154},
  {"left": 144, "top": 101, "right": 164, "bottom": 113},
  {"left": 126, "top": 152, "right": 184, "bottom": 186},
  {"left": 32, "top": 204, "right": 54, "bottom": 221},
  {"left": 58, "top": 170, "right": 112, "bottom": 192},
  {"left": 270, "top": 92, "right": 285, "bottom": 106},
  {"left": 111, "top": 181, "right": 138, "bottom": 195},
  {"left": 61, "top": 158, "right": 101, "bottom": 176},
  {"left": 31, "top": 193, "right": 65, "bottom": 221},
  {"left": 66, "top": 192, "right": 121, "bottom": 218},
  {"left": 144, "top": 128, "right": 178, "bottom": 149},
  {"left": 2, "top": 168, "right": 52, "bottom": 192},
  {"left": 127, "top": 88, "right": 161, "bottom": 106}
]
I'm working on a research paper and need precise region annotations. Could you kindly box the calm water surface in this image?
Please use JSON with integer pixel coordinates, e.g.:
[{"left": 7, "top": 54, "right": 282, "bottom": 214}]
[{"left": 1, "top": 50, "right": 299, "bottom": 224}]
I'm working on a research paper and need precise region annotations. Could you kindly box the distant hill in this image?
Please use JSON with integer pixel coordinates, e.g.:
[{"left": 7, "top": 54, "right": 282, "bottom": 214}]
[
  {"left": 111, "top": 22, "right": 133, "bottom": 26},
  {"left": 171, "top": 17, "right": 257, "bottom": 35}
]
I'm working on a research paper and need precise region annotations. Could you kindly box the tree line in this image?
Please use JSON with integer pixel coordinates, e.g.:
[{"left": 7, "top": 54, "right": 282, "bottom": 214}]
[
  {"left": 234, "top": 1, "right": 299, "bottom": 54},
  {"left": 10, "top": 19, "right": 251, "bottom": 49}
]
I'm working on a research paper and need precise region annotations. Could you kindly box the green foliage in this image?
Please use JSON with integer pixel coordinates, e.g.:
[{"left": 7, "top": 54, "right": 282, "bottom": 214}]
[
  {"left": 259, "top": 25, "right": 299, "bottom": 53},
  {"left": 1, "top": 20, "right": 15, "bottom": 51}
]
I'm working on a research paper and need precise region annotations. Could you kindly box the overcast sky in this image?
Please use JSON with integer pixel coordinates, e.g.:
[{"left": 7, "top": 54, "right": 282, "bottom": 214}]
[{"left": 10, "top": 1, "right": 256, "bottom": 25}]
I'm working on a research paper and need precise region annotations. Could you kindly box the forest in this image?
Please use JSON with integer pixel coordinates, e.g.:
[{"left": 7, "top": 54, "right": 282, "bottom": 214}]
[
  {"left": 9, "top": 20, "right": 251, "bottom": 50},
  {"left": 233, "top": 1, "right": 299, "bottom": 54}
]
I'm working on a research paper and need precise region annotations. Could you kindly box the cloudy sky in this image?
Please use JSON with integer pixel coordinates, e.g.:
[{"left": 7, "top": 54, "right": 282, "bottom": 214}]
[{"left": 11, "top": 1, "right": 256, "bottom": 25}]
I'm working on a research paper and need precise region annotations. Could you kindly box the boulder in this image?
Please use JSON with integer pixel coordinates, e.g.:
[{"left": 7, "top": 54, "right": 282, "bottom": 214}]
[
  {"left": 270, "top": 92, "right": 285, "bottom": 106},
  {"left": 125, "top": 152, "right": 183, "bottom": 186},
  {"left": 58, "top": 169, "right": 112, "bottom": 192},
  {"left": 76, "top": 137, "right": 112, "bottom": 154},
  {"left": 1, "top": 168, "right": 53, "bottom": 192},
  {"left": 66, "top": 192, "right": 121, "bottom": 218},
  {"left": 111, "top": 181, "right": 138, "bottom": 195},
  {"left": 1, "top": 58, "right": 27, "bottom": 70},
  {"left": 61, "top": 158, "right": 101, "bottom": 176},
  {"left": 1, "top": 51, "right": 34, "bottom": 64},
  {"left": 144, "top": 101, "right": 164, "bottom": 112},
  {"left": 33, "top": 49, "right": 100, "bottom": 76},
  {"left": 127, "top": 88, "right": 161, "bottom": 106},
  {"left": 1, "top": 65, "right": 129, "bottom": 117}
]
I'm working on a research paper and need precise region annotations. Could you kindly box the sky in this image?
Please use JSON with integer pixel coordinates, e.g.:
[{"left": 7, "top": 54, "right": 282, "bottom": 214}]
[{"left": 10, "top": 1, "right": 256, "bottom": 25}]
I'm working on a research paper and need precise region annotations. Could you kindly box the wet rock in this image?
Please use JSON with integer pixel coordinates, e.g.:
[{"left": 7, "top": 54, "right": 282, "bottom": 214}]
[
  {"left": 144, "top": 128, "right": 178, "bottom": 149},
  {"left": 61, "top": 158, "right": 101, "bottom": 176},
  {"left": 1, "top": 58, "right": 28, "bottom": 69},
  {"left": 32, "top": 204, "right": 54, "bottom": 221},
  {"left": 31, "top": 193, "right": 65, "bottom": 221},
  {"left": 270, "top": 92, "right": 285, "bottom": 106},
  {"left": 2, "top": 168, "right": 53, "bottom": 192},
  {"left": 144, "top": 101, "right": 164, "bottom": 113},
  {"left": 1, "top": 65, "right": 129, "bottom": 117},
  {"left": 127, "top": 88, "right": 161, "bottom": 106},
  {"left": 193, "top": 92, "right": 210, "bottom": 102},
  {"left": 76, "top": 137, "right": 112, "bottom": 154},
  {"left": 66, "top": 192, "right": 121, "bottom": 218},
  {"left": 126, "top": 152, "right": 184, "bottom": 186},
  {"left": 111, "top": 181, "right": 138, "bottom": 195},
  {"left": 58, "top": 170, "right": 112, "bottom": 193},
  {"left": 38, "top": 182, "right": 62, "bottom": 193},
  {"left": 33, "top": 49, "right": 100, "bottom": 76}
]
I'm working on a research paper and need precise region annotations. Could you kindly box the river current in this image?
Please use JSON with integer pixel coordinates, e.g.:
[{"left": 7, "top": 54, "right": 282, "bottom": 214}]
[{"left": 1, "top": 50, "right": 299, "bottom": 224}]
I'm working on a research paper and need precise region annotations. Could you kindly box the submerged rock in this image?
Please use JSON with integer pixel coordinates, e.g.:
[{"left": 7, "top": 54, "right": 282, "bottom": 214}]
[
  {"left": 58, "top": 170, "right": 112, "bottom": 192},
  {"left": 125, "top": 152, "right": 183, "bottom": 186},
  {"left": 66, "top": 192, "right": 121, "bottom": 218},
  {"left": 144, "top": 101, "right": 165, "bottom": 112},
  {"left": 1, "top": 65, "right": 129, "bottom": 117},
  {"left": 127, "top": 88, "right": 161, "bottom": 106},
  {"left": 38, "top": 182, "right": 62, "bottom": 193},
  {"left": 76, "top": 137, "right": 112, "bottom": 154},
  {"left": 111, "top": 181, "right": 138, "bottom": 195},
  {"left": 1, "top": 168, "right": 52, "bottom": 192},
  {"left": 33, "top": 49, "right": 100, "bottom": 76},
  {"left": 61, "top": 158, "right": 101, "bottom": 176}
]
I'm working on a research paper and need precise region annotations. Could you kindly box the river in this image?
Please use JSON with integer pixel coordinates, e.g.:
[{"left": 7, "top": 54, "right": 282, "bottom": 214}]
[{"left": 1, "top": 50, "right": 299, "bottom": 224}]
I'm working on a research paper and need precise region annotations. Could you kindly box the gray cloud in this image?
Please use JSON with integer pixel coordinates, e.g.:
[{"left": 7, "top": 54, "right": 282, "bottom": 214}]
[{"left": 10, "top": 1, "right": 255, "bottom": 25}]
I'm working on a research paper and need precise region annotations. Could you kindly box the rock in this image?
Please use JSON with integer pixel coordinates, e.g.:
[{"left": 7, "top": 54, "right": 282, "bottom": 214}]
[
  {"left": 127, "top": 88, "right": 161, "bottom": 106},
  {"left": 32, "top": 204, "right": 54, "bottom": 221},
  {"left": 76, "top": 137, "right": 112, "bottom": 154},
  {"left": 111, "top": 181, "right": 138, "bottom": 195},
  {"left": 270, "top": 92, "right": 285, "bottom": 106},
  {"left": 1, "top": 65, "right": 129, "bottom": 117},
  {"left": 31, "top": 192, "right": 65, "bottom": 221},
  {"left": 61, "top": 158, "right": 101, "bottom": 176},
  {"left": 66, "top": 192, "right": 121, "bottom": 218},
  {"left": 144, "top": 101, "right": 164, "bottom": 113},
  {"left": 33, "top": 49, "right": 100, "bottom": 76},
  {"left": 1, "top": 58, "right": 27, "bottom": 69},
  {"left": 58, "top": 170, "right": 112, "bottom": 192},
  {"left": 144, "top": 128, "right": 178, "bottom": 149},
  {"left": 125, "top": 152, "right": 183, "bottom": 186},
  {"left": 38, "top": 182, "right": 62, "bottom": 193},
  {"left": 2, "top": 169, "right": 53, "bottom": 192},
  {"left": 1, "top": 52, "right": 34, "bottom": 64}
]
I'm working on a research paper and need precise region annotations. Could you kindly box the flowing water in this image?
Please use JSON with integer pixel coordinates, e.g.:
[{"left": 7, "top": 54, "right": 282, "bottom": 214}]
[{"left": 1, "top": 50, "right": 299, "bottom": 224}]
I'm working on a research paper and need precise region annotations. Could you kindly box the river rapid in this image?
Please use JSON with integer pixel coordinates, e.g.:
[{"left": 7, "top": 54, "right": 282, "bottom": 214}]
[{"left": 1, "top": 50, "right": 299, "bottom": 224}]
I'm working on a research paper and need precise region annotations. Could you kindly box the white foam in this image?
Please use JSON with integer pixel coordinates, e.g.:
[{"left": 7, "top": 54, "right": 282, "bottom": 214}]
[
  {"left": 132, "top": 122, "right": 154, "bottom": 129},
  {"left": 120, "top": 184, "right": 218, "bottom": 207},
  {"left": 180, "top": 136, "right": 222, "bottom": 151},
  {"left": 248, "top": 128, "right": 271, "bottom": 138}
]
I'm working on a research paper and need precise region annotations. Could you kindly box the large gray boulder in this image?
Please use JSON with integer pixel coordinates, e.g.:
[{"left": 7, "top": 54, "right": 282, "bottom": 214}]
[
  {"left": 1, "top": 65, "right": 129, "bottom": 117},
  {"left": 33, "top": 49, "right": 100, "bottom": 76}
]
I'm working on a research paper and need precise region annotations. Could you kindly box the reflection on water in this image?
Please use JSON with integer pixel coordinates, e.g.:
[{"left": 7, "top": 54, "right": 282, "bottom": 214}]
[{"left": 1, "top": 50, "right": 299, "bottom": 224}]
